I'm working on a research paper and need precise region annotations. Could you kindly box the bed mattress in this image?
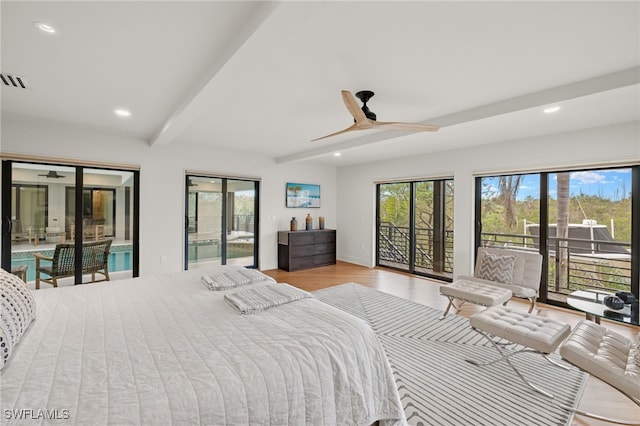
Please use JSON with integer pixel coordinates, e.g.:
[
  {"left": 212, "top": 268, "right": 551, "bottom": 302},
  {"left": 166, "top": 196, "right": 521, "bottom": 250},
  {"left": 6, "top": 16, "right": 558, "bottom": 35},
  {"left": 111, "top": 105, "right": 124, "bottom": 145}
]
[{"left": 1, "top": 267, "right": 405, "bottom": 425}]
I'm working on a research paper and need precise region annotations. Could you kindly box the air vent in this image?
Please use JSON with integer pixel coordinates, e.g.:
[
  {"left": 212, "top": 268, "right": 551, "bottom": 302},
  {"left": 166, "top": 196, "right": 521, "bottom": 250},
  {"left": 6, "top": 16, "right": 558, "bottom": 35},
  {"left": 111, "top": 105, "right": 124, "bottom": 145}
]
[{"left": 0, "top": 73, "right": 28, "bottom": 89}]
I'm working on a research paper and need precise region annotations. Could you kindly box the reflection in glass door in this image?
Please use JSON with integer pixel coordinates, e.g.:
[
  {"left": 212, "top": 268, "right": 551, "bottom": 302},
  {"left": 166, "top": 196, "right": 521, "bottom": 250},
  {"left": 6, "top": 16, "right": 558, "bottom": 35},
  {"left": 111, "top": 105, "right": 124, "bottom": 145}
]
[{"left": 185, "top": 175, "right": 259, "bottom": 269}]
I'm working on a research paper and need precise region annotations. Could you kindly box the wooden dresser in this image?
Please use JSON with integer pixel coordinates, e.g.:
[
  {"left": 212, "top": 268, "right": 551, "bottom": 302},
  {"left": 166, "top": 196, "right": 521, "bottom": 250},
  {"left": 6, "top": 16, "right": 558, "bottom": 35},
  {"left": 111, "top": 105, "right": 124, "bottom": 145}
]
[{"left": 277, "top": 229, "right": 336, "bottom": 271}]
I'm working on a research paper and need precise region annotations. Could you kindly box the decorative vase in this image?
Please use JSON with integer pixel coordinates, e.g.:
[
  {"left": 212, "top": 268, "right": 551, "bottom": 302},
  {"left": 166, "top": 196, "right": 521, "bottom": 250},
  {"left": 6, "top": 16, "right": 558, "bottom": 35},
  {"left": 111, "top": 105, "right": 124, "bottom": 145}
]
[
  {"left": 290, "top": 217, "right": 297, "bottom": 231},
  {"left": 305, "top": 214, "right": 312, "bottom": 230},
  {"left": 319, "top": 216, "right": 325, "bottom": 230}
]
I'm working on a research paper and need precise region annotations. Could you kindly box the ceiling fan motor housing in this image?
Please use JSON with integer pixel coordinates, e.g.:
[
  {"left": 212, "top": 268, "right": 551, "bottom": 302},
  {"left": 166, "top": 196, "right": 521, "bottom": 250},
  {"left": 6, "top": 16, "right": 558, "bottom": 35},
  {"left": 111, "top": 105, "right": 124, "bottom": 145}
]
[{"left": 355, "top": 90, "right": 377, "bottom": 121}]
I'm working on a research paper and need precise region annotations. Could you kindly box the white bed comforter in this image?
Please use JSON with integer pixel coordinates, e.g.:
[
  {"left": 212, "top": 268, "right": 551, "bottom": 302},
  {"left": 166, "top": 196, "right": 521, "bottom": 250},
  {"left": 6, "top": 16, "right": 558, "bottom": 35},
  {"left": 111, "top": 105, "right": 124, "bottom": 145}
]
[{"left": 1, "top": 268, "right": 405, "bottom": 426}]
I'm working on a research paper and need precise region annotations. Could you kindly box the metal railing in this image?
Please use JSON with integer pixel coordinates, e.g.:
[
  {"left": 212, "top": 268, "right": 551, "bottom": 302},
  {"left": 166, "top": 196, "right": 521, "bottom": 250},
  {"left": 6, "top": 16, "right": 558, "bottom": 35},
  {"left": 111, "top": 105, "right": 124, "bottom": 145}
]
[
  {"left": 187, "top": 214, "right": 255, "bottom": 234},
  {"left": 378, "top": 222, "right": 454, "bottom": 274},
  {"left": 480, "top": 232, "right": 632, "bottom": 295}
]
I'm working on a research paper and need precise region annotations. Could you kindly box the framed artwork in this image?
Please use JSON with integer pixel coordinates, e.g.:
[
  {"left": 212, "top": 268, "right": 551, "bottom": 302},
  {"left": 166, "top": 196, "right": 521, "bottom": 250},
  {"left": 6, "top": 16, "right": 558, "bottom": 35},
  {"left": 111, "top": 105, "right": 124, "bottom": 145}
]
[{"left": 286, "top": 183, "right": 320, "bottom": 208}]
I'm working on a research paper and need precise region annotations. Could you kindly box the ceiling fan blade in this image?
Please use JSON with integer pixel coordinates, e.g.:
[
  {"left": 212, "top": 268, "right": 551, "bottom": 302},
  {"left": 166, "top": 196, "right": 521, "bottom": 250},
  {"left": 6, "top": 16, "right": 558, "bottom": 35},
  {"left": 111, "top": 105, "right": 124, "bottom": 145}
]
[
  {"left": 372, "top": 121, "right": 440, "bottom": 132},
  {"left": 311, "top": 123, "right": 358, "bottom": 141},
  {"left": 341, "top": 90, "right": 367, "bottom": 124}
]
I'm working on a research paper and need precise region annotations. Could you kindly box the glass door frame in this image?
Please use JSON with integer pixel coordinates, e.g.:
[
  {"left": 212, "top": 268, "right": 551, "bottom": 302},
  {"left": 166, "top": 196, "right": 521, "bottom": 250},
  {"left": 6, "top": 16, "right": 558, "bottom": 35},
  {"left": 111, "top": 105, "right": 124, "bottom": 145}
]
[
  {"left": 184, "top": 174, "right": 260, "bottom": 269},
  {"left": 375, "top": 178, "right": 454, "bottom": 281},
  {"left": 474, "top": 165, "right": 639, "bottom": 312},
  {"left": 1, "top": 159, "right": 140, "bottom": 283}
]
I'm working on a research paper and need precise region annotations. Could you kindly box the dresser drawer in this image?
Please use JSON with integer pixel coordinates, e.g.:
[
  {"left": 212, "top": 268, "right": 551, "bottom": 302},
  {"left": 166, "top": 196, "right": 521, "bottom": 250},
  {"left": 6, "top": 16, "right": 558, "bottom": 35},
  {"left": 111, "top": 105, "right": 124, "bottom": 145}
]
[
  {"left": 290, "top": 256, "right": 315, "bottom": 270},
  {"left": 314, "top": 253, "right": 336, "bottom": 266},
  {"left": 313, "top": 243, "right": 334, "bottom": 255},
  {"left": 291, "top": 245, "right": 315, "bottom": 257},
  {"left": 313, "top": 231, "right": 335, "bottom": 244},
  {"left": 289, "top": 233, "right": 314, "bottom": 246}
]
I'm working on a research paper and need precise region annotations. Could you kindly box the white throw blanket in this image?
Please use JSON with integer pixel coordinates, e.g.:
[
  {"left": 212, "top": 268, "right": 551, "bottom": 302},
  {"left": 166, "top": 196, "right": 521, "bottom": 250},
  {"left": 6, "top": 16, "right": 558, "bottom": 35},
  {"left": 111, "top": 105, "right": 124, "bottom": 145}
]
[
  {"left": 225, "top": 283, "right": 313, "bottom": 314},
  {"left": 201, "top": 265, "right": 274, "bottom": 290}
]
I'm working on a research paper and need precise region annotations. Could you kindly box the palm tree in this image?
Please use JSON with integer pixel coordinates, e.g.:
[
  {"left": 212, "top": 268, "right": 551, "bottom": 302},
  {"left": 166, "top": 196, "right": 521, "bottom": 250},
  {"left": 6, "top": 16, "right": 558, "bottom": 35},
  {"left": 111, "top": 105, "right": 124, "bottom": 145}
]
[{"left": 556, "top": 172, "right": 570, "bottom": 291}]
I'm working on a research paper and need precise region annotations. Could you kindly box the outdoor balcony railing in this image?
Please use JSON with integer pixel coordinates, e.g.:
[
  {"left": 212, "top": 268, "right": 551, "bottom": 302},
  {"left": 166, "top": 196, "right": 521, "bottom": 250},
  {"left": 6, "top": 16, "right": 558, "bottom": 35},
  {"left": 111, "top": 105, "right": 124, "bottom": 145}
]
[
  {"left": 379, "top": 225, "right": 631, "bottom": 295},
  {"left": 378, "top": 223, "right": 454, "bottom": 275},
  {"left": 481, "top": 231, "right": 632, "bottom": 295}
]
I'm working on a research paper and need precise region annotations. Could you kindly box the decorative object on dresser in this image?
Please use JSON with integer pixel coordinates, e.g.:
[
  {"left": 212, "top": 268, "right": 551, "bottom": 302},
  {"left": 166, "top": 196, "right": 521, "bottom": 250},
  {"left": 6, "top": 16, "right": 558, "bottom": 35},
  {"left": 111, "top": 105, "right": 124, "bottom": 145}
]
[
  {"left": 290, "top": 217, "right": 297, "bottom": 231},
  {"left": 278, "top": 229, "right": 336, "bottom": 271},
  {"left": 305, "top": 213, "right": 312, "bottom": 230},
  {"left": 318, "top": 216, "right": 325, "bottom": 229}
]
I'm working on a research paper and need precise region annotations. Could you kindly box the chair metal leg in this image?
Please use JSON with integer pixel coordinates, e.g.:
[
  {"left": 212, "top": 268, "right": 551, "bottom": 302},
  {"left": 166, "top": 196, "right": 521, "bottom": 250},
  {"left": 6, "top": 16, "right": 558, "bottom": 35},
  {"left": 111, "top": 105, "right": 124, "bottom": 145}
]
[
  {"left": 559, "top": 405, "right": 640, "bottom": 425},
  {"left": 543, "top": 354, "right": 570, "bottom": 370},
  {"left": 558, "top": 363, "right": 640, "bottom": 425},
  {"left": 467, "top": 327, "right": 556, "bottom": 398},
  {"left": 440, "top": 296, "right": 461, "bottom": 320}
]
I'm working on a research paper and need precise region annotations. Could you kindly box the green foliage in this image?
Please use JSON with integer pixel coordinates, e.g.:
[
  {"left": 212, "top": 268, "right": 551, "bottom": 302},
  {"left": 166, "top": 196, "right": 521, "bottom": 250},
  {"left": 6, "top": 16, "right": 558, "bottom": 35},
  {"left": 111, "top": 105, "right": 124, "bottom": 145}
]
[{"left": 481, "top": 195, "right": 631, "bottom": 243}]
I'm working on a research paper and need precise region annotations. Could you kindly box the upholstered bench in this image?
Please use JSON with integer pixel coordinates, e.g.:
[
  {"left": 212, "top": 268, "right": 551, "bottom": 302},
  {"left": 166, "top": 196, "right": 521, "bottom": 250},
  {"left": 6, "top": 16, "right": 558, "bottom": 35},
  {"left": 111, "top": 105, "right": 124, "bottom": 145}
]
[
  {"left": 466, "top": 305, "right": 572, "bottom": 397},
  {"left": 440, "top": 278, "right": 512, "bottom": 318},
  {"left": 558, "top": 320, "right": 640, "bottom": 424}
]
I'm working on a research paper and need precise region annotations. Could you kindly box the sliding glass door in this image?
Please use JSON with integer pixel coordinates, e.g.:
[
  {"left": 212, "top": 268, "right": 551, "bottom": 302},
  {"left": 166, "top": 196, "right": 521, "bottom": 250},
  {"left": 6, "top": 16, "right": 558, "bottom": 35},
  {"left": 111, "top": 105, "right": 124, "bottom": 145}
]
[
  {"left": 376, "top": 178, "right": 454, "bottom": 281},
  {"left": 185, "top": 175, "right": 259, "bottom": 269},
  {"left": 476, "top": 166, "right": 638, "bottom": 311},
  {"left": 1, "top": 161, "right": 139, "bottom": 287}
]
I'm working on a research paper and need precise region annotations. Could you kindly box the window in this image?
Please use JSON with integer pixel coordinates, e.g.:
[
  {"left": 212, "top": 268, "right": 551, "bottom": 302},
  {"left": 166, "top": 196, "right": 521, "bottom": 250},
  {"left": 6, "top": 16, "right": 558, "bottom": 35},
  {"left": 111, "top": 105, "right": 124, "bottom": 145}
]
[
  {"left": 476, "top": 166, "right": 638, "bottom": 317},
  {"left": 376, "top": 179, "right": 454, "bottom": 281},
  {"left": 1, "top": 161, "right": 139, "bottom": 286}
]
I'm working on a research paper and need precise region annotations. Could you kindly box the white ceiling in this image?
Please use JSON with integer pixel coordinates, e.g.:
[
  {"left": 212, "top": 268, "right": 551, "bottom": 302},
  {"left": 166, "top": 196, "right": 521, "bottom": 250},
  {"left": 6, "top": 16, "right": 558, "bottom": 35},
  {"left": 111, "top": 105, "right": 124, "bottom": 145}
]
[{"left": 2, "top": 1, "right": 639, "bottom": 167}]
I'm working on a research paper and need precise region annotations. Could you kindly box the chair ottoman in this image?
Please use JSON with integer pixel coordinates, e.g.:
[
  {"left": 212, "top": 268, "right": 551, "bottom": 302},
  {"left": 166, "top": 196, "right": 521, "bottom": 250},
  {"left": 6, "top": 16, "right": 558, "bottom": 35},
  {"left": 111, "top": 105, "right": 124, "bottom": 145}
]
[
  {"left": 440, "top": 278, "right": 512, "bottom": 318},
  {"left": 467, "top": 305, "right": 572, "bottom": 397}
]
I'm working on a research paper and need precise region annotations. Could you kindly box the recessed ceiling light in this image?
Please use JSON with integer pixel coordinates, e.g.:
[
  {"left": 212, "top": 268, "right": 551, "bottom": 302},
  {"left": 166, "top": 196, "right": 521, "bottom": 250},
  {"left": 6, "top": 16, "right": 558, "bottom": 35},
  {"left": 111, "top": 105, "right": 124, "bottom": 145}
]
[
  {"left": 114, "top": 108, "right": 132, "bottom": 117},
  {"left": 33, "top": 22, "right": 56, "bottom": 34},
  {"left": 544, "top": 106, "right": 561, "bottom": 114},
  {"left": 333, "top": 152, "right": 341, "bottom": 157}
]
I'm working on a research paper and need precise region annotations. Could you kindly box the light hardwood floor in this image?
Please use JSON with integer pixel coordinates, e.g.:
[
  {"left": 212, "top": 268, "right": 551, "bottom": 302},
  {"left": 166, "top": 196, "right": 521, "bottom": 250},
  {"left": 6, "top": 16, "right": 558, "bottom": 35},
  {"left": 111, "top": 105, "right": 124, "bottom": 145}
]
[{"left": 263, "top": 261, "right": 640, "bottom": 426}]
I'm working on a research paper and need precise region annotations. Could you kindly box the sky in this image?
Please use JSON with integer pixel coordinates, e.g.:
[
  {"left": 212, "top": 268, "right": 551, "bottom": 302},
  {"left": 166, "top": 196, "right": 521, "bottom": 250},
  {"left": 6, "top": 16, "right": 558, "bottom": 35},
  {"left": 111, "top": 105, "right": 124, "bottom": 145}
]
[{"left": 484, "top": 168, "right": 633, "bottom": 201}]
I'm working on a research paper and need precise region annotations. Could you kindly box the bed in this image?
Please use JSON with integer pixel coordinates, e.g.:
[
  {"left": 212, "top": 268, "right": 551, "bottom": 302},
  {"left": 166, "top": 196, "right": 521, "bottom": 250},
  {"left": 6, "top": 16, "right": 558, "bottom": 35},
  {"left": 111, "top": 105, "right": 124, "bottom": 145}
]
[{"left": 0, "top": 266, "right": 405, "bottom": 425}]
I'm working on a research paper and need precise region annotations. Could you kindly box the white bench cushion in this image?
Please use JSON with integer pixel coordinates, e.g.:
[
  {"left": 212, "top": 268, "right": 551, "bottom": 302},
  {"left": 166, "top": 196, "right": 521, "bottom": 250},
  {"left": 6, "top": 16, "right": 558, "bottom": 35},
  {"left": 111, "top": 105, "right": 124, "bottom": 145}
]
[
  {"left": 441, "top": 279, "right": 512, "bottom": 307},
  {"left": 470, "top": 306, "right": 571, "bottom": 354}
]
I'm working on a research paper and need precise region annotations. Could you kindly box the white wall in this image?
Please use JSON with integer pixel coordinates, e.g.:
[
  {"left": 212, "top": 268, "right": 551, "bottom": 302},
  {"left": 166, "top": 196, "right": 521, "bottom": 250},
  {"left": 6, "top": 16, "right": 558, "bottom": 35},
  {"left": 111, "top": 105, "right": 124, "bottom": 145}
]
[
  {"left": 1, "top": 114, "right": 337, "bottom": 274},
  {"left": 336, "top": 121, "right": 640, "bottom": 278}
]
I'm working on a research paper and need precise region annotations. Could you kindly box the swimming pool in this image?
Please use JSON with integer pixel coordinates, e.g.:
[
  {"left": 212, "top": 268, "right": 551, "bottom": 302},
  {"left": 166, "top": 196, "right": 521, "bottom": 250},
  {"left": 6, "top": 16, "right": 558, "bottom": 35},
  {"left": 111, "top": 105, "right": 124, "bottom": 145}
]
[{"left": 11, "top": 247, "right": 133, "bottom": 282}]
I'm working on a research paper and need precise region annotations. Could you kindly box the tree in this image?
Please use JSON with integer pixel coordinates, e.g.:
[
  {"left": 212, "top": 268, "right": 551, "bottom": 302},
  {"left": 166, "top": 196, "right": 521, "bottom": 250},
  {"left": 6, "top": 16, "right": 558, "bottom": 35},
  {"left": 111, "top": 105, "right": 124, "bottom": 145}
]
[
  {"left": 556, "top": 172, "right": 570, "bottom": 291},
  {"left": 498, "top": 175, "right": 523, "bottom": 231}
]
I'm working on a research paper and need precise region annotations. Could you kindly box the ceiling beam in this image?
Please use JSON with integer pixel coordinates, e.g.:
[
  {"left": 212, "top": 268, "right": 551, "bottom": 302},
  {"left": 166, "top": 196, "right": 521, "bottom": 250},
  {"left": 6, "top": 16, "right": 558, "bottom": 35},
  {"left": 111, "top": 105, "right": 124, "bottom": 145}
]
[
  {"left": 149, "top": 2, "right": 280, "bottom": 146},
  {"left": 275, "top": 67, "right": 640, "bottom": 164}
]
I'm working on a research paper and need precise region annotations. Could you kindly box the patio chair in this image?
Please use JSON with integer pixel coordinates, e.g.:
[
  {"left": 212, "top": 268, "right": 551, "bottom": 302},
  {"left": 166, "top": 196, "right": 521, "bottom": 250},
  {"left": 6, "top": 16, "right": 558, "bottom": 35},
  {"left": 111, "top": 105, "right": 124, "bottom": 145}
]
[{"left": 34, "top": 239, "right": 112, "bottom": 289}]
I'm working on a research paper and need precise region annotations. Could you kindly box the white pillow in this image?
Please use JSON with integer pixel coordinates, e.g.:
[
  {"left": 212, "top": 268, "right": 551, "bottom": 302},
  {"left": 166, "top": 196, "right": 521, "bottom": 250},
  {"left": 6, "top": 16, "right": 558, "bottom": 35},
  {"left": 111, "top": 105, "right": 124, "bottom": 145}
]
[
  {"left": 476, "top": 252, "right": 516, "bottom": 284},
  {"left": 0, "top": 268, "right": 36, "bottom": 370}
]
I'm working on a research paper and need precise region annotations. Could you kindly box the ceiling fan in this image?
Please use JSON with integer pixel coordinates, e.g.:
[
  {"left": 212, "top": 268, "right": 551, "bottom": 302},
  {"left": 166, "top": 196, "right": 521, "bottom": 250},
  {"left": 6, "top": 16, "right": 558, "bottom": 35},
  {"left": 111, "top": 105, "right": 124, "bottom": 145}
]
[
  {"left": 312, "top": 90, "right": 439, "bottom": 141},
  {"left": 38, "top": 171, "right": 66, "bottom": 179}
]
